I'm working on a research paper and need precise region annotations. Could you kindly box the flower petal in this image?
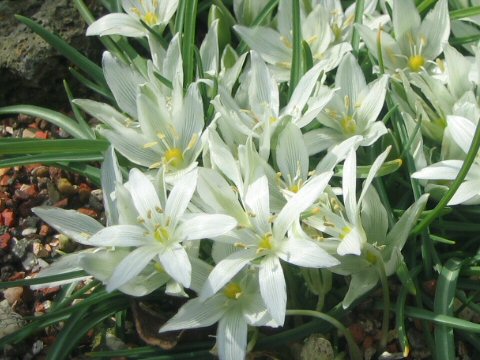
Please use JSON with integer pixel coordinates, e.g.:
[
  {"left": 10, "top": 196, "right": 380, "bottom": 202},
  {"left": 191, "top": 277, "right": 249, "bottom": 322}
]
[
  {"left": 165, "top": 168, "right": 198, "bottom": 223},
  {"left": 245, "top": 176, "right": 271, "bottom": 234},
  {"left": 127, "top": 168, "right": 163, "bottom": 225},
  {"left": 412, "top": 160, "right": 463, "bottom": 180},
  {"left": 32, "top": 207, "right": 104, "bottom": 245},
  {"left": 159, "top": 243, "right": 192, "bottom": 288},
  {"left": 179, "top": 214, "right": 237, "bottom": 241},
  {"left": 336, "top": 53, "right": 366, "bottom": 106},
  {"left": 279, "top": 234, "right": 339, "bottom": 268},
  {"left": 101, "top": 146, "right": 122, "bottom": 226},
  {"left": 200, "top": 248, "right": 258, "bottom": 300},
  {"left": 160, "top": 296, "right": 226, "bottom": 332},
  {"left": 259, "top": 256, "right": 286, "bottom": 326},
  {"left": 106, "top": 245, "right": 159, "bottom": 291},
  {"left": 448, "top": 180, "right": 480, "bottom": 205},
  {"left": 217, "top": 311, "right": 248, "bottom": 360},
  {"left": 86, "top": 13, "right": 146, "bottom": 37},
  {"left": 86, "top": 225, "right": 147, "bottom": 247},
  {"left": 276, "top": 123, "right": 309, "bottom": 185},
  {"left": 446, "top": 115, "right": 475, "bottom": 155}
]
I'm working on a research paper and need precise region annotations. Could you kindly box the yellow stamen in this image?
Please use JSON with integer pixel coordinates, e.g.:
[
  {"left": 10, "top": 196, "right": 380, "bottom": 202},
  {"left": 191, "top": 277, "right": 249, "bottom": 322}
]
[
  {"left": 408, "top": 55, "right": 425, "bottom": 72},
  {"left": 224, "top": 283, "right": 243, "bottom": 299},
  {"left": 258, "top": 233, "right": 273, "bottom": 252},
  {"left": 341, "top": 116, "right": 357, "bottom": 134},
  {"left": 339, "top": 226, "right": 352, "bottom": 240},
  {"left": 143, "top": 141, "right": 158, "bottom": 148}
]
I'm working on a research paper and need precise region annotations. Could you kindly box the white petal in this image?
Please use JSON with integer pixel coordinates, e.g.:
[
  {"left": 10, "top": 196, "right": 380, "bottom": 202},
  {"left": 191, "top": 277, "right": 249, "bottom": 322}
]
[
  {"left": 217, "top": 311, "right": 248, "bottom": 360},
  {"left": 106, "top": 246, "right": 159, "bottom": 291},
  {"left": 128, "top": 168, "right": 163, "bottom": 225},
  {"left": 102, "top": 52, "right": 146, "bottom": 118},
  {"left": 418, "top": 0, "right": 450, "bottom": 59},
  {"left": 412, "top": 160, "right": 463, "bottom": 180},
  {"left": 179, "top": 214, "right": 237, "bottom": 240},
  {"left": 73, "top": 99, "right": 129, "bottom": 129},
  {"left": 249, "top": 51, "right": 279, "bottom": 116},
  {"left": 444, "top": 44, "right": 471, "bottom": 99},
  {"left": 159, "top": 243, "right": 192, "bottom": 288},
  {"left": 86, "top": 225, "right": 147, "bottom": 247},
  {"left": 234, "top": 26, "right": 291, "bottom": 65},
  {"left": 176, "top": 84, "right": 204, "bottom": 149},
  {"left": 279, "top": 236, "right": 339, "bottom": 268},
  {"left": 448, "top": 180, "right": 480, "bottom": 205},
  {"left": 337, "top": 226, "right": 363, "bottom": 256},
  {"left": 200, "top": 249, "right": 258, "bottom": 300},
  {"left": 303, "top": 128, "right": 342, "bottom": 156},
  {"left": 393, "top": 0, "right": 420, "bottom": 39},
  {"left": 360, "top": 187, "right": 388, "bottom": 245},
  {"left": 208, "top": 130, "right": 243, "bottom": 190},
  {"left": 101, "top": 146, "right": 122, "bottom": 226},
  {"left": 316, "top": 135, "right": 363, "bottom": 172},
  {"left": 160, "top": 296, "right": 226, "bottom": 332},
  {"left": 259, "top": 256, "right": 286, "bottom": 326},
  {"left": 165, "top": 168, "right": 198, "bottom": 223},
  {"left": 336, "top": 53, "right": 366, "bottom": 106},
  {"left": 245, "top": 176, "right": 271, "bottom": 234},
  {"left": 446, "top": 115, "right": 475, "bottom": 154},
  {"left": 32, "top": 207, "right": 104, "bottom": 245},
  {"left": 86, "top": 13, "right": 146, "bottom": 37},
  {"left": 274, "top": 172, "right": 333, "bottom": 239},
  {"left": 356, "top": 75, "right": 389, "bottom": 127},
  {"left": 342, "top": 149, "right": 357, "bottom": 222},
  {"left": 342, "top": 268, "right": 378, "bottom": 308},
  {"left": 276, "top": 123, "right": 309, "bottom": 184},
  {"left": 358, "top": 146, "right": 391, "bottom": 206}
]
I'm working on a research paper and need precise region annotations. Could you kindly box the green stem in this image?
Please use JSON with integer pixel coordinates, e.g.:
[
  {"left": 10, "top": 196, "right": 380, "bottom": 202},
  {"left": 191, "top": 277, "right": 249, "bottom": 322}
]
[
  {"left": 351, "top": 0, "right": 365, "bottom": 55},
  {"left": 286, "top": 310, "right": 362, "bottom": 360},
  {"left": 289, "top": 0, "right": 302, "bottom": 98},
  {"left": 182, "top": 0, "right": 198, "bottom": 87}
]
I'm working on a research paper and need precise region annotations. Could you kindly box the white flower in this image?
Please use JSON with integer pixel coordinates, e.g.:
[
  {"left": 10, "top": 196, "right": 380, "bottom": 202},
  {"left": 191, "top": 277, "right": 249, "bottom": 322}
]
[
  {"left": 356, "top": 0, "right": 450, "bottom": 73},
  {"left": 83, "top": 168, "right": 236, "bottom": 291},
  {"left": 413, "top": 115, "right": 480, "bottom": 205},
  {"left": 160, "top": 271, "right": 278, "bottom": 360},
  {"left": 304, "top": 53, "right": 389, "bottom": 154},
  {"left": 213, "top": 51, "right": 334, "bottom": 159},
  {"left": 234, "top": 0, "right": 352, "bottom": 81},
  {"left": 87, "top": 0, "right": 179, "bottom": 37},
  {"left": 199, "top": 172, "right": 338, "bottom": 325}
]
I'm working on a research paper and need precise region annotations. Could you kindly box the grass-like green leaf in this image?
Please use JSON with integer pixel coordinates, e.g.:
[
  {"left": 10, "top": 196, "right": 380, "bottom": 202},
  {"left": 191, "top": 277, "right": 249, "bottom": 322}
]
[
  {"left": 0, "top": 105, "right": 88, "bottom": 139},
  {"left": 0, "top": 139, "right": 108, "bottom": 155},
  {"left": 351, "top": 0, "right": 365, "bottom": 54},
  {"left": 0, "top": 271, "right": 88, "bottom": 289},
  {"left": 182, "top": 0, "right": 198, "bottom": 87},
  {"left": 450, "top": 6, "right": 480, "bottom": 20},
  {"left": 334, "top": 159, "right": 402, "bottom": 178},
  {"left": 288, "top": 0, "right": 302, "bottom": 99},
  {"left": 0, "top": 153, "right": 103, "bottom": 168},
  {"left": 434, "top": 258, "right": 463, "bottom": 360}
]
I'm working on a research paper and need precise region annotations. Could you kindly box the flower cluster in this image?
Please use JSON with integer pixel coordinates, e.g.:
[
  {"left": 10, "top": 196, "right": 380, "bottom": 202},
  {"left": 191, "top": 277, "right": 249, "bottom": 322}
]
[{"left": 26, "top": 0, "right": 480, "bottom": 358}]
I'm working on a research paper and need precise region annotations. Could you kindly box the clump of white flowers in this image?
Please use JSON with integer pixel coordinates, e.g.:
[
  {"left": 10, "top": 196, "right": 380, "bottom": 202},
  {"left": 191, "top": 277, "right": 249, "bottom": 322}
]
[{"left": 21, "top": 0, "right": 480, "bottom": 358}]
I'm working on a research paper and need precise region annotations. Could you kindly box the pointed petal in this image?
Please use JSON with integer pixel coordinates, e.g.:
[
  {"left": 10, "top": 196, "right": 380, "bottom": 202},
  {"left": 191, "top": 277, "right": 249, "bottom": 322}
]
[
  {"left": 316, "top": 135, "right": 363, "bottom": 171},
  {"left": 412, "top": 160, "right": 463, "bottom": 180},
  {"left": 217, "top": 311, "right": 248, "bottom": 360},
  {"left": 276, "top": 123, "right": 309, "bottom": 184},
  {"left": 160, "top": 297, "right": 226, "bottom": 332},
  {"left": 245, "top": 176, "right": 271, "bottom": 234},
  {"left": 159, "top": 243, "right": 192, "bottom": 287},
  {"left": 101, "top": 147, "right": 122, "bottom": 226},
  {"left": 234, "top": 26, "right": 291, "bottom": 65},
  {"left": 250, "top": 51, "right": 279, "bottom": 116},
  {"left": 393, "top": 0, "right": 421, "bottom": 39},
  {"left": 337, "top": 226, "right": 363, "bottom": 256},
  {"left": 165, "top": 169, "right": 198, "bottom": 222},
  {"left": 336, "top": 53, "right": 366, "bottom": 106},
  {"left": 360, "top": 187, "right": 388, "bottom": 245},
  {"left": 448, "top": 180, "right": 480, "bottom": 205},
  {"left": 176, "top": 84, "right": 204, "bottom": 149},
  {"left": 86, "top": 225, "right": 147, "bottom": 247},
  {"left": 259, "top": 256, "right": 286, "bottom": 326},
  {"left": 106, "top": 246, "right": 159, "bottom": 291},
  {"left": 32, "top": 207, "right": 104, "bottom": 245},
  {"left": 303, "top": 128, "right": 340, "bottom": 156},
  {"left": 355, "top": 75, "right": 389, "bottom": 127},
  {"left": 274, "top": 171, "right": 333, "bottom": 239},
  {"left": 446, "top": 115, "right": 475, "bottom": 154},
  {"left": 342, "top": 268, "right": 378, "bottom": 308},
  {"left": 358, "top": 146, "right": 391, "bottom": 206},
  {"left": 279, "top": 236, "right": 339, "bottom": 268},
  {"left": 200, "top": 249, "right": 258, "bottom": 300},
  {"left": 444, "top": 44, "right": 471, "bottom": 99},
  {"left": 102, "top": 52, "right": 145, "bottom": 117},
  {"left": 179, "top": 214, "right": 237, "bottom": 240},
  {"left": 342, "top": 149, "right": 357, "bottom": 222},
  {"left": 86, "top": 13, "right": 146, "bottom": 37},
  {"left": 127, "top": 168, "right": 163, "bottom": 224},
  {"left": 418, "top": 0, "right": 450, "bottom": 59}
]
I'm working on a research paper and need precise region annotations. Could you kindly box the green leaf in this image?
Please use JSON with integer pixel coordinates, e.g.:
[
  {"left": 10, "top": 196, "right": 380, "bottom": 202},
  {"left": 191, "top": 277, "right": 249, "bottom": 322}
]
[
  {"left": 0, "top": 139, "right": 109, "bottom": 155},
  {"left": 182, "top": 0, "right": 198, "bottom": 87},
  {"left": 0, "top": 153, "right": 103, "bottom": 168},
  {"left": 288, "top": 0, "right": 302, "bottom": 99},
  {"left": 434, "top": 258, "right": 463, "bottom": 360},
  {"left": 0, "top": 105, "right": 87, "bottom": 139},
  {"left": 334, "top": 159, "right": 402, "bottom": 178},
  {"left": 450, "top": 6, "right": 480, "bottom": 20}
]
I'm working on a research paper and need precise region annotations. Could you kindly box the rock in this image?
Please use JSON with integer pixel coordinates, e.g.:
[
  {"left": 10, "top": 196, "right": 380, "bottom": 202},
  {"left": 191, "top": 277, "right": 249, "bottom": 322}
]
[
  {"left": 0, "top": 0, "right": 103, "bottom": 108},
  {"left": 300, "top": 334, "right": 334, "bottom": 360},
  {"left": 11, "top": 237, "right": 31, "bottom": 258},
  {"left": 56, "top": 178, "right": 76, "bottom": 195},
  {"left": 3, "top": 287, "right": 24, "bottom": 305},
  {"left": 0, "top": 300, "right": 26, "bottom": 338}
]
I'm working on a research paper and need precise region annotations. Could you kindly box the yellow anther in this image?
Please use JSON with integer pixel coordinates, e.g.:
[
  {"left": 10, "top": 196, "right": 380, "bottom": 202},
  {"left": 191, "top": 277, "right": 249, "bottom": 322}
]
[
  {"left": 258, "top": 233, "right": 273, "bottom": 252},
  {"left": 154, "top": 262, "right": 164, "bottom": 272},
  {"left": 341, "top": 116, "right": 357, "bottom": 134},
  {"left": 154, "top": 226, "right": 169, "bottom": 243},
  {"left": 224, "top": 283, "right": 243, "bottom": 299},
  {"left": 280, "top": 36, "right": 293, "bottom": 49},
  {"left": 143, "top": 141, "right": 158, "bottom": 148}
]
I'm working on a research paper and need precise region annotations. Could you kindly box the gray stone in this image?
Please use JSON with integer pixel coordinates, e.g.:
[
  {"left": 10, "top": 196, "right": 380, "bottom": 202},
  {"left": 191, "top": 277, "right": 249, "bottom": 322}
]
[{"left": 0, "top": 0, "right": 103, "bottom": 107}]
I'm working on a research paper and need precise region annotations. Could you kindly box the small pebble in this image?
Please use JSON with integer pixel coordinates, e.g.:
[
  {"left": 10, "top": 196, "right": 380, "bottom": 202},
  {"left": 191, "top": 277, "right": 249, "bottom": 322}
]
[
  {"left": 56, "top": 178, "right": 76, "bottom": 195},
  {"left": 21, "top": 228, "right": 37, "bottom": 236},
  {"left": 3, "top": 287, "right": 24, "bottom": 305}
]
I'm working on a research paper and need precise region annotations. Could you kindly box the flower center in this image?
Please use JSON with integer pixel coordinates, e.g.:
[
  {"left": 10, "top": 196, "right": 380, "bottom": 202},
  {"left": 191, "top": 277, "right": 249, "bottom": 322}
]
[
  {"left": 258, "top": 233, "right": 273, "bottom": 251},
  {"left": 408, "top": 55, "right": 425, "bottom": 72},
  {"left": 154, "top": 226, "right": 170, "bottom": 243},
  {"left": 341, "top": 116, "right": 357, "bottom": 134},
  {"left": 165, "top": 148, "right": 184, "bottom": 168},
  {"left": 339, "top": 226, "right": 352, "bottom": 240},
  {"left": 143, "top": 11, "right": 158, "bottom": 26},
  {"left": 224, "top": 283, "right": 243, "bottom": 299}
]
